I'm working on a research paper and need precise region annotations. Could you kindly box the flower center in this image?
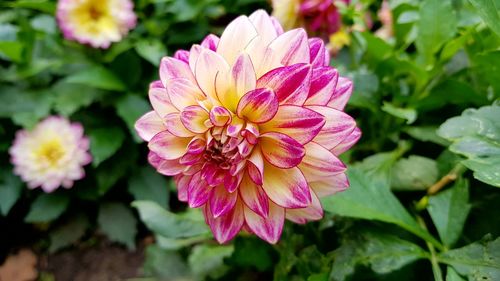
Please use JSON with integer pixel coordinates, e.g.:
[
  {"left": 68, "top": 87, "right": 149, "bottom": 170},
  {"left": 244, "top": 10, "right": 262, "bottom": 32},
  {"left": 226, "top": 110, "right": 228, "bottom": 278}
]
[
  {"left": 35, "top": 139, "right": 65, "bottom": 167},
  {"left": 88, "top": 6, "right": 103, "bottom": 20}
]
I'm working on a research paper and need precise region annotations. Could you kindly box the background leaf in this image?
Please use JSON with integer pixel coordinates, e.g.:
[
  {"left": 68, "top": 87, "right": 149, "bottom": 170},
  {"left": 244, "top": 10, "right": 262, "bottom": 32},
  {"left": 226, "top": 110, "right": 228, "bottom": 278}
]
[
  {"left": 0, "top": 170, "right": 23, "bottom": 216},
  {"left": 127, "top": 166, "right": 169, "bottom": 209},
  {"left": 97, "top": 202, "right": 138, "bottom": 250},
  {"left": 24, "top": 193, "right": 70, "bottom": 223}
]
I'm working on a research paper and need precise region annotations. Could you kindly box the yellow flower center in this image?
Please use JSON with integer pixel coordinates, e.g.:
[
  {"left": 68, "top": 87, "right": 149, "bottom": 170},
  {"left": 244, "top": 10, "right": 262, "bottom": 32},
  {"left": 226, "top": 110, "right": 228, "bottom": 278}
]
[
  {"left": 35, "top": 139, "right": 66, "bottom": 167},
  {"left": 71, "top": 0, "right": 117, "bottom": 35}
]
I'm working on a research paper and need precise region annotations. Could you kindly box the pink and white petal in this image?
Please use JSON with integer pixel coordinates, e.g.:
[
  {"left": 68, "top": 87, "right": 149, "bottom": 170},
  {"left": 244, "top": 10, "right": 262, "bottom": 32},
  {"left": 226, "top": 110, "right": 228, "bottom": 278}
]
[
  {"left": 210, "top": 185, "right": 238, "bottom": 218},
  {"left": 305, "top": 67, "right": 339, "bottom": 106},
  {"left": 180, "top": 105, "right": 211, "bottom": 133},
  {"left": 159, "top": 57, "right": 195, "bottom": 86},
  {"left": 201, "top": 34, "right": 219, "bottom": 51},
  {"left": 247, "top": 146, "right": 264, "bottom": 185},
  {"left": 249, "top": 10, "right": 279, "bottom": 43},
  {"left": 256, "top": 63, "right": 311, "bottom": 105},
  {"left": 224, "top": 172, "right": 243, "bottom": 193},
  {"left": 270, "top": 16, "right": 284, "bottom": 35},
  {"left": 243, "top": 200, "right": 284, "bottom": 244},
  {"left": 135, "top": 111, "right": 166, "bottom": 142},
  {"left": 236, "top": 88, "right": 278, "bottom": 123},
  {"left": 308, "top": 38, "right": 330, "bottom": 67},
  {"left": 188, "top": 172, "right": 212, "bottom": 208},
  {"left": 259, "top": 105, "right": 325, "bottom": 144},
  {"left": 149, "top": 85, "right": 178, "bottom": 118},
  {"left": 327, "top": 77, "right": 353, "bottom": 111},
  {"left": 239, "top": 172, "right": 269, "bottom": 218},
  {"left": 175, "top": 175, "right": 191, "bottom": 202},
  {"left": 285, "top": 190, "right": 323, "bottom": 224},
  {"left": 209, "top": 106, "right": 232, "bottom": 127},
  {"left": 309, "top": 173, "right": 349, "bottom": 197},
  {"left": 299, "top": 142, "right": 346, "bottom": 182},
  {"left": 306, "top": 105, "right": 357, "bottom": 150},
  {"left": 188, "top": 44, "right": 203, "bottom": 73},
  {"left": 245, "top": 35, "right": 280, "bottom": 78},
  {"left": 195, "top": 49, "right": 230, "bottom": 103},
  {"left": 262, "top": 163, "right": 311, "bottom": 208},
  {"left": 148, "top": 131, "right": 191, "bottom": 160},
  {"left": 217, "top": 16, "right": 258, "bottom": 65},
  {"left": 174, "top": 50, "right": 190, "bottom": 63},
  {"left": 148, "top": 152, "right": 186, "bottom": 176},
  {"left": 267, "top": 28, "right": 310, "bottom": 66},
  {"left": 206, "top": 199, "right": 245, "bottom": 243},
  {"left": 164, "top": 112, "right": 195, "bottom": 137},
  {"left": 330, "top": 127, "right": 361, "bottom": 155},
  {"left": 260, "top": 132, "right": 305, "bottom": 169},
  {"left": 167, "top": 78, "right": 205, "bottom": 111}
]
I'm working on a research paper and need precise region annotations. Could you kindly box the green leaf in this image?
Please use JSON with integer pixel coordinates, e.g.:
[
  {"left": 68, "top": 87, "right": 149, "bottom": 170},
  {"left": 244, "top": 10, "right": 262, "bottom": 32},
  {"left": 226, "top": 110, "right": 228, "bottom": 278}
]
[
  {"left": 355, "top": 142, "right": 409, "bottom": 186},
  {"left": 382, "top": 102, "right": 417, "bottom": 124},
  {"left": 63, "top": 65, "right": 126, "bottom": 91},
  {"left": 188, "top": 244, "right": 234, "bottom": 279},
  {"left": 416, "top": 0, "right": 457, "bottom": 64},
  {"left": 95, "top": 145, "right": 136, "bottom": 195},
  {"left": 24, "top": 193, "right": 70, "bottom": 223},
  {"left": 322, "top": 168, "right": 441, "bottom": 247},
  {"left": 155, "top": 234, "right": 210, "bottom": 250},
  {"left": 404, "top": 126, "right": 451, "bottom": 146},
  {"left": 229, "top": 237, "right": 274, "bottom": 271},
  {"left": 134, "top": 39, "right": 167, "bottom": 66},
  {"left": 427, "top": 178, "right": 471, "bottom": 247},
  {"left": 52, "top": 82, "right": 103, "bottom": 116},
  {"left": 438, "top": 236, "right": 500, "bottom": 280},
  {"left": 143, "top": 245, "right": 191, "bottom": 280},
  {"left": 0, "top": 170, "right": 23, "bottom": 216},
  {"left": 0, "top": 86, "right": 53, "bottom": 128},
  {"left": 132, "top": 200, "right": 209, "bottom": 239},
  {"left": 127, "top": 167, "right": 169, "bottom": 209},
  {"left": 0, "top": 41, "right": 23, "bottom": 62},
  {"left": 446, "top": 267, "right": 467, "bottom": 281},
  {"left": 49, "top": 213, "right": 89, "bottom": 253},
  {"left": 7, "top": 0, "right": 56, "bottom": 13},
  {"left": 391, "top": 155, "right": 439, "bottom": 191},
  {"left": 330, "top": 230, "right": 428, "bottom": 281},
  {"left": 88, "top": 127, "right": 125, "bottom": 167},
  {"left": 469, "top": 0, "right": 500, "bottom": 37},
  {"left": 115, "top": 94, "right": 150, "bottom": 142},
  {"left": 438, "top": 104, "right": 500, "bottom": 187},
  {"left": 97, "top": 202, "right": 137, "bottom": 250}
]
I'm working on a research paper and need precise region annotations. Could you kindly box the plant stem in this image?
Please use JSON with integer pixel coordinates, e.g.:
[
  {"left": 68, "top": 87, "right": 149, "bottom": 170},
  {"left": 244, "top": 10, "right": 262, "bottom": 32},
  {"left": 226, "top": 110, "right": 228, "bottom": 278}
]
[
  {"left": 417, "top": 215, "right": 444, "bottom": 281},
  {"left": 427, "top": 163, "right": 466, "bottom": 195}
]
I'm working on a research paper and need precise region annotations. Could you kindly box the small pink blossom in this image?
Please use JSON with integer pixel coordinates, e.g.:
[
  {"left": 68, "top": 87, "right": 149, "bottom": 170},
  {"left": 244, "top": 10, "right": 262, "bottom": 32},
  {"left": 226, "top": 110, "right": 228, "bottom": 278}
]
[
  {"left": 9, "top": 116, "right": 92, "bottom": 193},
  {"left": 56, "top": 0, "right": 136, "bottom": 49}
]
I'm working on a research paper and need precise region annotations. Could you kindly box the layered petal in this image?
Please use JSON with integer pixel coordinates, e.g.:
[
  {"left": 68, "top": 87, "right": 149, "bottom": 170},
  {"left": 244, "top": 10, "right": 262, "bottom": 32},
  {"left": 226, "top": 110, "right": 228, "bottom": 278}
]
[
  {"left": 262, "top": 163, "right": 311, "bottom": 208},
  {"left": 180, "top": 105, "right": 211, "bottom": 133},
  {"left": 217, "top": 16, "right": 258, "bottom": 65},
  {"left": 285, "top": 190, "right": 323, "bottom": 224},
  {"left": 148, "top": 131, "right": 190, "bottom": 160},
  {"left": 237, "top": 88, "right": 279, "bottom": 123},
  {"left": 205, "top": 199, "right": 245, "bottom": 243},
  {"left": 305, "top": 67, "right": 339, "bottom": 105},
  {"left": 257, "top": 63, "right": 312, "bottom": 105},
  {"left": 327, "top": 77, "right": 353, "bottom": 111},
  {"left": 309, "top": 172, "right": 349, "bottom": 197},
  {"left": 260, "top": 132, "right": 305, "bottom": 169},
  {"left": 330, "top": 127, "right": 361, "bottom": 155},
  {"left": 135, "top": 111, "right": 166, "bottom": 142},
  {"left": 307, "top": 105, "right": 357, "bottom": 150},
  {"left": 299, "top": 142, "right": 346, "bottom": 181},
  {"left": 210, "top": 185, "right": 238, "bottom": 218},
  {"left": 244, "top": 200, "right": 284, "bottom": 244},
  {"left": 259, "top": 105, "right": 325, "bottom": 144},
  {"left": 239, "top": 172, "right": 269, "bottom": 217},
  {"left": 195, "top": 49, "right": 230, "bottom": 102}
]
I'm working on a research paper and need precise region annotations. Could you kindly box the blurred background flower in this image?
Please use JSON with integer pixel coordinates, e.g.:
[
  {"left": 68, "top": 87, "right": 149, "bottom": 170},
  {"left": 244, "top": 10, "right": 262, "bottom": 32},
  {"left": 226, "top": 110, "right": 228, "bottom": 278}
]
[
  {"left": 56, "top": 0, "right": 136, "bottom": 48},
  {"left": 9, "top": 116, "right": 91, "bottom": 193}
]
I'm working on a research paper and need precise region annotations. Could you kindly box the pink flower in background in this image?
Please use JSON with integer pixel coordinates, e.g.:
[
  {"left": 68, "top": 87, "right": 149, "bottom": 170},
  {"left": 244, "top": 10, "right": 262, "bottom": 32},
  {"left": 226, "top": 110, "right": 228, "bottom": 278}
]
[
  {"left": 9, "top": 117, "right": 92, "bottom": 193},
  {"left": 135, "top": 10, "right": 360, "bottom": 244},
  {"left": 56, "top": 0, "right": 136, "bottom": 49},
  {"left": 272, "top": 0, "right": 350, "bottom": 39}
]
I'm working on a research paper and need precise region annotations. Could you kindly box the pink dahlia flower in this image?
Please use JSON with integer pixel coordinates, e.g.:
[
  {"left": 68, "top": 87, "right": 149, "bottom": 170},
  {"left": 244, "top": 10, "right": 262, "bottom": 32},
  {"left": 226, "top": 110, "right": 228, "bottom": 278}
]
[
  {"left": 56, "top": 0, "right": 136, "bottom": 49},
  {"left": 135, "top": 10, "right": 360, "bottom": 244},
  {"left": 272, "top": 0, "right": 350, "bottom": 39},
  {"left": 9, "top": 116, "right": 92, "bottom": 193}
]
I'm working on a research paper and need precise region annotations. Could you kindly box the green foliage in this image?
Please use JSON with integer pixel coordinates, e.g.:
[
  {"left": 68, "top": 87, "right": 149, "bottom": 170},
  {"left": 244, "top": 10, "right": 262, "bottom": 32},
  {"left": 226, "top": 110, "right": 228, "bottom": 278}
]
[
  {"left": 438, "top": 104, "right": 500, "bottom": 187},
  {"left": 97, "top": 202, "right": 138, "bottom": 250},
  {"left": 48, "top": 213, "right": 89, "bottom": 253},
  {"left": 0, "top": 169, "right": 22, "bottom": 216},
  {"left": 24, "top": 192, "right": 69, "bottom": 223}
]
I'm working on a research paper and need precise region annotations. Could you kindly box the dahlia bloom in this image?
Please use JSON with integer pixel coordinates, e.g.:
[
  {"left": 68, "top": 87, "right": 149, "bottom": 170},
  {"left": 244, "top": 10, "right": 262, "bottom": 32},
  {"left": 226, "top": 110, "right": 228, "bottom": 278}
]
[
  {"left": 56, "top": 0, "right": 136, "bottom": 49},
  {"left": 135, "top": 10, "right": 360, "bottom": 244},
  {"left": 272, "top": 0, "right": 349, "bottom": 39},
  {"left": 9, "top": 116, "right": 92, "bottom": 193}
]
